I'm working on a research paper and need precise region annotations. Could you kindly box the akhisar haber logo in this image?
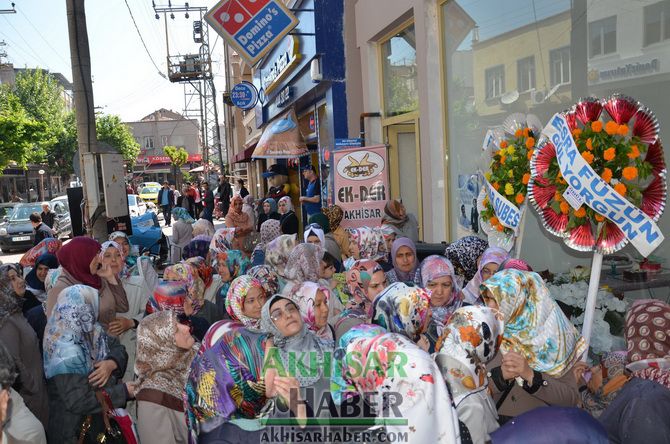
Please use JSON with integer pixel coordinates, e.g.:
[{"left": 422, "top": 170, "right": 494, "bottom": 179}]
[{"left": 337, "top": 151, "right": 384, "bottom": 181}]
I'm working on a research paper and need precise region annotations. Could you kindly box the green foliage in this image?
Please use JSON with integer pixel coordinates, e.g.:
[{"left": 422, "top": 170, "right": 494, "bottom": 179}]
[
  {"left": 164, "top": 145, "right": 189, "bottom": 167},
  {"left": 96, "top": 114, "right": 140, "bottom": 166},
  {"left": 49, "top": 111, "right": 78, "bottom": 177},
  {"left": 0, "top": 91, "right": 46, "bottom": 171}
]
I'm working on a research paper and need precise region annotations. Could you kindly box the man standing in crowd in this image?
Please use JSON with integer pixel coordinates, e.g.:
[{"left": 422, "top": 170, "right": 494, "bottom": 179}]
[
  {"left": 300, "top": 165, "right": 321, "bottom": 218},
  {"left": 218, "top": 176, "right": 232, "bottom": 216},
  {"left": 237, "top": 178, "right": 249, "bottom": 198},
  {"left": 30, "top": 213, "right": 54, "bottom": 246},
  {"left": 157, "top": 181, "right": 174, "bottom": 227},
  {"left": 171, "top": 184, "right": 180, "bottom": 207},
  {"left": 40, "top": 203, "right": 55, "bottom": 229},
  {"left": 194, "top": 180, "right": 203, "bottom": 217},
  {"left": 201, "top": 182, "right": 215, "bottom": 223}
]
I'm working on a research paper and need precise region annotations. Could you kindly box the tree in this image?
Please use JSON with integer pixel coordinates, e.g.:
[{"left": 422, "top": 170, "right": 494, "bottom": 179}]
[
  {"left": 49, "top": 111, "right": 78, "bottom": 177},
  {"left": 0, "top": 91, "right": 46, "bottom": 171},
  {"left": 164, "top": 145, "right": 189, "bottom": 187},
  {"left": 96, "top": 114, "right": 140, "bottom": 165}
]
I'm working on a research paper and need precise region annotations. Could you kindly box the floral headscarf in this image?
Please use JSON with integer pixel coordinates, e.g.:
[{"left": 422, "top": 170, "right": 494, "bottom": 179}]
[
  {"left": 258, "top": 219, "right": 282, "bottom": 251},
  {"left": 345, "top": 260, "right": 383, "bottom": 312},
  {"left": 445, "top": 236, "right": 488, "bottom": 283},
  {"left": 163, "top": 263, "right": 205, "bottom": 314},
  {"left": 173, "top": 207, "right": 195, "bottom": 223},
  {"left": 0, "top": 264, "right": 23, "bottom": 328},
  {"left": 278, "top": 196, "right": 294, "bottom": 214},
  {"left": 500, "top": 258, "right": 533, "bottom": 272},
  {"left": 323, "top": 205, "right": 344, "bottom": 231},
  {"left": 148, "top": 280, "right": 188, "bottom": 314},
  {"left": 248, "top": 265, "right": 280, "bottom": 296},
  {"left": 371, "top": 282, "right": 431, "bottom": 342},
  {"left": 135, "top": 310, "right": 198, "bottom": 401},
  {"left": 463, "top": 246, "right": 510, "bottom": 304},
  {"left": 43, "top": 285, "right": 108, "bottom": 378},
  {"left": 624, "top": 299, "right": 670, "bottom": 389},
  {"left": 210, "top": 227, "right": 237, "bottom": 253},
  {"left": 182, "top": 238, "right": 211, "bottom": 262},
  {"left": 186, "top": 256, "right": 214, "bottom": 289},
  {"left": 192, "top": 218, "right": 215, "bottom": 237},
  {"left": 20, "top": 237, "right": 62, "bottom": 268},
  {"left": 435, "top": 306, "right": 504, "bottom": 403},
  {"left": 347, "top": 226, "right": 387, "bottom": 261},
  {"left": 263, "top": 198, "right": 278, "bottom": 214},
  {"left": 482, "top": 269, "right": 586, "bottom": 377},
  {"left": 294, "top": 281, "right": 333, "bottom": 340},
  {"left": 225, "top": 275, "right": 265, "bottom": 329},
  {"left": 264, "top": 234, "right": 298, "bottom": 278},
  {"left": 420, "top": 255, "right": 463, "bottom": 323},
  {"left": 284, "top": 243, "right": 323, "bottom": 283}
]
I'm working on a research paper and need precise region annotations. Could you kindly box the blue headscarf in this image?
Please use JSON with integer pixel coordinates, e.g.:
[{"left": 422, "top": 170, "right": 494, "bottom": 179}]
[
  {"left": 25, "top": 253, "right": 59, "bottom": 292},
  {"left": 264, "top": 198, "right": 278, "bottom": 214},
  {"left": 172, "top": 206, "right": 195, "bottom": 223}
]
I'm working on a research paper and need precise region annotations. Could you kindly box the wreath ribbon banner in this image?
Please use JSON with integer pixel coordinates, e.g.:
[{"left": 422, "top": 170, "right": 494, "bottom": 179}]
[
  {"left": 544, "top": 113, "right": 664, "bottom": 257},
  {"left": 480, "top": 172, "right": 524, "bottom": 235}
]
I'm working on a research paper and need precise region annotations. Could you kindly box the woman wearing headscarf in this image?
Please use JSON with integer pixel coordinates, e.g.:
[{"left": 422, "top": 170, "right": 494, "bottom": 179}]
[
  {"left": 252, "top": 219, "right": 282, "bottom": 266},
  {"left": 500, "top": 258, "right": 533, "bottom": 272},
  {"left": 108, "top": 231, "right": 159, "bottom": 290},
  {"left": 256, "top": 197, "right": 281, "bottom": 232},
  {"left": 281, "top": 242, "right": 323, "bottom": 295},
  {"left": 242, "top": 194, "right": 256, "bottom": 229},
  {"left": 24, "top": 255, "right": 58, "bottom": 309},
  {"left": 445, "top": 236, "right": 488, "bottom": 286},
  {"left": 322, "top": 205, "right": 350, "bottom": 261},
  {"left": 210, "top": 226, "right": 239, "bottom": 252},
  {"left": 481, "top": 269, "right": 586, "bottom": 420},
  {"left": 293, "top": 281, "right": 333, "bottom": 340},
  {"left": 580, "top": 351, "right": 627, "bottom": 418},
  {"left": 345, "top": 226, "right": 387, "bottom": 268},
  {"left": 162, "top": 262, "right": 210, "bottom": 340},
  {"left": 182, "top": 237, "right": 212, "bottom": 262},
  {"left": 435, "top": 306, "right": 504, "bottom": 443},
  {"left": 332, "top": 324, "right": 461, "bottom": 444},
  {"left": 264, "top": 234, "right": 298, "bottom": 290},
  {"left": 44, "top": 285, "right": 134, "bottom": 443},
  {"left": 599, "top": 299, "right": 670, "bottom": 443},
  {"left": 385, "top": 237, "right": 422, "bottom": 285},
  {"left": 192, "top": 218, "right": 215, "bottom": 238},
  {"left": 171, "top": 207, "right": 195, "bottom": 264},
  {"left": 225, "top": 275, "right": 267, "bottom": 330},
  {"left": 47, "top": 236, "right": 128, "bottom": 331},
  {"left": 303, "top": 222, "right": 325, "bottom": 246},
  {"left": 134, "top": 310, "right": 199, "bottom": 444},
  {"left": 248, "top": 264, "right": 280, "bottom": 297},
  {"left": 381, "top": 199, "right": 419, "bottom": 242},
  {"left": 462, "top": 246, "right": 510, "bottom": 305},
  {"left": 213, "top": 249, "right": 252, "bottom": 317},
  {"left": 307, "top": 213, "right": 341, "bottom": 260},
  {"left": 225, "top": 195, "right": 253, "bottom": 251},
  {"left": 0, "top": 264, "right": 49, "bottom": 429},
  {"left": 277, "top": 195, "right": 299, "bottom": 235}
]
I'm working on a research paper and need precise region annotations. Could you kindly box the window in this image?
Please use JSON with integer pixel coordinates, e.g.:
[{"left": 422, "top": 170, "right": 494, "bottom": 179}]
[
  {"left": 644, "top": 1, "right": 670, "bottom": 46},
  {"left": 550, "top": 47, "right": 571, "bottom": 87},
  {"left": 161, "top": 135, "right": 169, "bottom": 146},
  {"left": 144, "top": 136, "right": 154, "bottom": 150},
  {"left": 517, "top": 56, "right": 536, "bottom": 92},
  {"left": 485, "top": 65, "right": 505, "bottom": 99},
  {"left": 381, "top": 24, "right": 419, "bottom": 117},
  {"left": 589, "top": 16, "right": 616, "bottom": 57}
]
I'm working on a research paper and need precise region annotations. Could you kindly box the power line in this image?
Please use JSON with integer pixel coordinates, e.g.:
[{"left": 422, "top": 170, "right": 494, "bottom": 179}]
[
  {"left": 17, "top": 9, "right": 70, "bottom": 67},
  {"left": 123, "top": 0, "right": 167, "bottom": 80},
  {"left": 1, "top": 15, "right": 49, "bottom": 67}
]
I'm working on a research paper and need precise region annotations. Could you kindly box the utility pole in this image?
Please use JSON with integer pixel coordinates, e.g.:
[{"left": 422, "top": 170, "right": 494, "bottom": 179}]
[{"left": 0, "top": 2, "right": 16, "bottom": 14}]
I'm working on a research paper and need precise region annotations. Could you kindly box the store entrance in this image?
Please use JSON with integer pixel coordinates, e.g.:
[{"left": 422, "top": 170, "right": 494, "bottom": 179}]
[{"left": 385, "top": 120, "right": 422, "bottom": 240}]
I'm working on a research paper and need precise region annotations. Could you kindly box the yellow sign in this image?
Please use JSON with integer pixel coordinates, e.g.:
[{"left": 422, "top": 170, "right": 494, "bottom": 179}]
[{"left": 261, "top": 36, "right": 301, "bottom": 95}]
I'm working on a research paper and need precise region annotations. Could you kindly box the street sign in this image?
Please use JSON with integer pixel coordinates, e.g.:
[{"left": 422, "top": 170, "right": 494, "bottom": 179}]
[
  {"left": 230, "top": 81, "right": 259, "bottom": 110},
  {"left": 335, "top": 138, "right": 363, "bottom": 149},
  {"left": 205, "top": 0, "right": 299, "bottom": 66}
]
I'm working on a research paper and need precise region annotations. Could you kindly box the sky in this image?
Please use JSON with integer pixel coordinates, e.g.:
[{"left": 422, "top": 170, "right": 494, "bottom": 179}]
[{"left": 0, "top": 0, "right": 227, "bottom": 122}]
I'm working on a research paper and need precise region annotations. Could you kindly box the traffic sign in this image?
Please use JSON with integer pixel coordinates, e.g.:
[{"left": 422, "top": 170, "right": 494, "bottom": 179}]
[
  {"left": 230, "top": 81, "right": 259, "bottom": 110},
  {"left": 205, "top": 0, "right": 299, "bottom": 66}
]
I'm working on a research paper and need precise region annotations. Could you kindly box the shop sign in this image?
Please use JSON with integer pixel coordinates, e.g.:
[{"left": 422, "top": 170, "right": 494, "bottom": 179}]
[
  {"left": 276, "top": 86, "right": 294, "bottom": 107},
  {"left": 261, "top": 36, "right": 301, "bottom": 95},
  {"left": 230, "top": 81, "right": 259, "bottom": 110},
  {"left": 136, "top": 154, "right": 202, "bottom": 165},
  {"left": 333, "top": 145, "right": 389, "bottom": 228},
  {"left": 335, "top": 138, "right": 363, "bottom": 149},
  {"left": 205, "top": 0, "right": 299, "bottom": 66},
  {"left": 588, "top": 56, "right": 661, "bottom": 85}
]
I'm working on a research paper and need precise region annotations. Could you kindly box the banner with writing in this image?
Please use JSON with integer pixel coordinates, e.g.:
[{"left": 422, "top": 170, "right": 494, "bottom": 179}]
[{"left": 481, "top": 173, "right": 524, "bottom": 235}]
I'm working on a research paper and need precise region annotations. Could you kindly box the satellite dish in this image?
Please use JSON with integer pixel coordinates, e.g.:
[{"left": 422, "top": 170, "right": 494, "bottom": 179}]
[{"left": 500, "top": 90, "right": 519, "bottom": 105}]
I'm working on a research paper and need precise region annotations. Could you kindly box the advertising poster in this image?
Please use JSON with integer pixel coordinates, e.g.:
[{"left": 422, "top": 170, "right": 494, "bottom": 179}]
[
  {"left": 333, "top": 145, "right": 389, "bottom": 229},
  {"left": 457, "top": 173, "right": 480, "bottom": 238}
]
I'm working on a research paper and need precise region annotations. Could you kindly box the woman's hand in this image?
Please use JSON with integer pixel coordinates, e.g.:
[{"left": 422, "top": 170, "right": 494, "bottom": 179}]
[
  {"left": 501, "top": 351, "right": 534, "bottom": 383},
  {"left": 572, "top": 361, "right": 590, "bottom": 386},
  {"left": 88, "top": 360, "right": 118, "bottom": 388},
  {"left": 273, "top": 376, "right": 307, "bottom": 424},
  {"left": 125, "top": 382, "right": 137, "bottom": 399},
  {"left": 108, "top": 317, "right": 134, "bottom": 336},
  {"left": 96, "top": 261, "right": 118, "bottom": 285},
  {"left": 417, "top": 334, "right": 430, "bottom": 352},
  {"left": 587, "top": 365, "right": 603, "bottom": 393}
]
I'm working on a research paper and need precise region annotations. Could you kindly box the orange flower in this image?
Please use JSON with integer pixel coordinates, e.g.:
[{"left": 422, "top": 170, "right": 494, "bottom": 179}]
[
  {"left": 560, "top": 201, "right": 570, "bottom": 215},
  {"left": 601, "top": 168, "right": 613, "bottom": 183},
  {"left": 522, "top": 173, "right": 531, "bottom": 185},
  {"left": 493, "top": 182, "right": 500, "bottom": 191},
  {"left": 523, "top": 127, "right": 530, "bottom": 138},
  {"left": 496, "top": 224, "right": 504, "bottom": 232},
  {"left": 591, "top": 120, "right": 603, "bottom": 133},
  {"left": 554, "top": 191, "right": 563, "bottom": 202},
  {"left": 499, "top": 140, "right": 508, "bottom": 149},
  {"left": 458, "top": 325, "right": 482, "bottom": 347},
  {"left": 489, "top": 216, "right": 499, "bottom": 226},
  {"left": 622, "top": 166, "right": 638, "bottom": 181},
  {"left": 514, "top": 129, "right": 523, "bottom": 138},
  {"left": 527, "top": 149, "right": 534, "bottom": 160},
  {"left": 628, "top": 144, "right": 640, "bottom": 159},
  {"left": 617, "top": 124, "right": 629, "bottom": 136},
  {"left": 515, "top": 193, "right": 525, "bottom": 204},
  {"left": 525, "top": 137, "right": 535, "bottom": 149},
  {"left": 605, "top": 121, "right": 619, "bottom": 136},
  {"left": 614, "top": 183, "right": 627, "bottom": 196},
  {"left": 604, "top": 147, "right": 616, "bottom": 161},
  {"left": 595, "top": 214, "right": 605, "bottom": 222},
  {"left": 500, "top": 155, "right": 506, "bottom": 164},
  {"left": 586, "top": 138, "right": 593, "bottom": 150},
  {"left": 574, "top": 207, "right": 586, "bottom": 218},
  {"left": 572, "top": 128, "right": 582, "bottom": 139},
  {"left": 582, "top": 151, "right": 594, "bottom": 164}
]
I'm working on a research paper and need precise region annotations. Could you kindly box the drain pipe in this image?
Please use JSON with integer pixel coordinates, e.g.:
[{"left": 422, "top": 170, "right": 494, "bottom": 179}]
[{"left": 360, "top": 112, "right": 381, "bottom": 147}]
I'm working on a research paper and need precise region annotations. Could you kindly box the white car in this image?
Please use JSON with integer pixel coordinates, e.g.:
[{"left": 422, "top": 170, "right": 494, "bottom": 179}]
[{"left": 128, "top": 194, "right": 147, "bottom": 217}]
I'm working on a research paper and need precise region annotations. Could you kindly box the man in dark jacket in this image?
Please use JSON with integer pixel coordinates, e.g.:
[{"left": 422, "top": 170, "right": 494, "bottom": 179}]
[
  {"left": 30, "top": 213, "right": 54, "bottom": 246},
  {"left": 157, "top": 181, "right": 174, "bottom": 227},
  {"left": 40, "top": 203, "right": 55, "bottom": 229},
  {"left": 201, "top": 182, "right": 215, "bottom": 222},
  {"left": 218, "top": 176, "right": 232, "bottom": 216}
]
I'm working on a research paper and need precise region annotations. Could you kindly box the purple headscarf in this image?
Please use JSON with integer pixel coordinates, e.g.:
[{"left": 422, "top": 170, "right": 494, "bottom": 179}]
[
  {"left": 462, "top": 246, "right": 510, "bottom": 305},
  {"left": 390, "top": 237, "right": 418, "bottom": 282}
]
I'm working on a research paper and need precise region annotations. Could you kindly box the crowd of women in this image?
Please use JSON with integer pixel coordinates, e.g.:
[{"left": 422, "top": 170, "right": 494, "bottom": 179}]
[{"left": 0, "top": 198, "right": 668, "bottom": 444}]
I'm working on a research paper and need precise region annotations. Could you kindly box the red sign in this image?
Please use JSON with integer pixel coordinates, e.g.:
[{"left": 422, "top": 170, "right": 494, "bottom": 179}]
[{"left": 135, "top": 154, "right": 202, "bottom": 165}]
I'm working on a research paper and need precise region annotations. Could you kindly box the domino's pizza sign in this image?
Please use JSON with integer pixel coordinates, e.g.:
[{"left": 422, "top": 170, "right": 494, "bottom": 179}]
[{"left": 205, "top": 0, "right": 299, "bottom": 66}]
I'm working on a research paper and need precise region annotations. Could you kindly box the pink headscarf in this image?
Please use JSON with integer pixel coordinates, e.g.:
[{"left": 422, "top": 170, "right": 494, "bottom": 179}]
[{"left": 462, "top": 246, "right": 510, "bottom": 305}]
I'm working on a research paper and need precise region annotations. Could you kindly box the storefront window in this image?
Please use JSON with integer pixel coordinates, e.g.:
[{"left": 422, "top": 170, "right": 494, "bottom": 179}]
[{"left": 381, "top": 24, "right": 418, "bottom": 117}]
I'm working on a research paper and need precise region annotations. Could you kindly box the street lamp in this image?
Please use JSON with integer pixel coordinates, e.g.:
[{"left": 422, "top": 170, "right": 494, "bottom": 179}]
[{"left": 38, "top": 169, "right": 45, "bottom": 202}]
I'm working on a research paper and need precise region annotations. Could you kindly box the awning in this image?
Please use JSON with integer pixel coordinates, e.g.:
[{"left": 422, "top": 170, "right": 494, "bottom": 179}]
[
  {"left": 232, "top": 145, "right": 256, "bottom": 163},
  {"left": 189, "top": 166, "right": 205, "bottom": 172},
  {"left": 252, "top": 108, "right": 308, "bottom": 159}
]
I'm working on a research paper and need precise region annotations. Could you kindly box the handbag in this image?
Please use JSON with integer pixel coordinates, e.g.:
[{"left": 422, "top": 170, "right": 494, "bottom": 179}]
[{"left": 78, "top": 390, "right": 138, "bottom": 444}]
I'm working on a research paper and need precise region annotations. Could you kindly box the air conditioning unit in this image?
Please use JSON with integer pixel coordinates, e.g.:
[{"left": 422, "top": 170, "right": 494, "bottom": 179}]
[{"left": 530, "top": 89, "right": 546, "bottom": 105}]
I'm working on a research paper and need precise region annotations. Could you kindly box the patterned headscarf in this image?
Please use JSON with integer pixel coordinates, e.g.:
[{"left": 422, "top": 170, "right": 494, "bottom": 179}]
[
  {"left": 347, "top": 226, "right": 387, "bottom": 261},
  {"left": 381, "top": 199, "right": 409, "bottom": 227},
  {"left": 214, "top": 250, "right": 251, "bottom": 278},
  {"left": 210, "top": 227, "right": 237, "bottom": 253},
  {"left": 135, "top": 310, "right": 198, "bottom": 401},
  {"left": 482, "top": 269, "right": 586, "bottom": 377},
  {"left": 435, "top": 306, "right": 504, "bottom": 403},
  {"left": 371, "top": 282, "right": 431, "bottom": 342},
  {"left": 420, "top": 255, "right": 463, "bottom": 323},
  {"left": 248, "top": 265, "right": 280, "bottom": 296},
  {"left": 258, "top": 219, "right": 282, "bottom": 251},
  {"left": 294, "top": 281, "right": 333, "bottom": 340},
  {"left": 20, "top": 237, "right": 62, "bottom": 268},
  {"left": 500, "top": 258, "right": 533, "bottom": 272},
  {"left": 186, "top": 256, "right": 214, "bottom": 289},
  {"left": 264, "top": 234, "right": 298, "bottom": 278},
  {"left": 284, "top": 243, "right": 323, "bottom": 283},
  {"left": 0, "top": 264, "right": 23, "bottom": 328},
  {"left": 323, "top": 205, "right": 344, "bottom": 231},
  {"left": 99, "top": 241, "right": 125, "bottom": 269},
  {"left": 163, "top": 263, "right": 205, "bottom": 314},
  {"left": 263, "top": 198, "right": 278, "bottom": 214},
  {"left": 148, "top": 280, "right": 188, "bottom": 314},
  {"left": 43, "top": 285, "right": 108, "bottom": 378},
  {"left": 390, "top": 237, "right": 419, "bottom": 282},
  {"left": 345, "top": 260, "right": 383, "bottom": 312},
  {"left": 225, "top": 275, "right": 265, "bottom": 329},
  {"left": 624, "top": 299, "right": 670, "bottom": 389},
  {"left": 463, "top": 246, "right": 510, "bottom": 304},
  {"left": 278, "top": 196, "right": 294, "bottom": 214},
  {"left": 192, "top": 218, "right": 215, "bottom": 237},
  {"left": 182, "top": 239, "right": 211, "bottom": 262},
  {"left": 445, "top": 236, "right": 488, "bottom": 283},
  {"left": 57, "top": 237, "right": 102, "bottom": 289},
  {"left": 172, "top": 207, "right": 195, "bottom": 223}
]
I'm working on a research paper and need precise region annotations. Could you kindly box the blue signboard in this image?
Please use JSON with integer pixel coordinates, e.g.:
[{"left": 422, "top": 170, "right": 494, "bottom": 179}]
[
  {"left": 230, "top": 82, "right": 259, "bottom": 110},
  {"left": 335, "top": 138, "right": 363, "bottom": 148}
]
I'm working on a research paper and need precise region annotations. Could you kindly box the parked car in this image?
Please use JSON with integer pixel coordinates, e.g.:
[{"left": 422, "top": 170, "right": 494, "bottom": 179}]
[
  {"left": 139, "top": 186, "right": 160, "bottom": 204},
  {"left": 128, "top": 194, "right": 148, "bottom": 217},
  {"left": 0, "top": 203, "right": 16, "bottom": 220},
  {"left": 50, "top": 195, "right": 72, "bottom": 239},
  {"left": 0, "top": 203, "right": 44, "bottom": 253}
]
